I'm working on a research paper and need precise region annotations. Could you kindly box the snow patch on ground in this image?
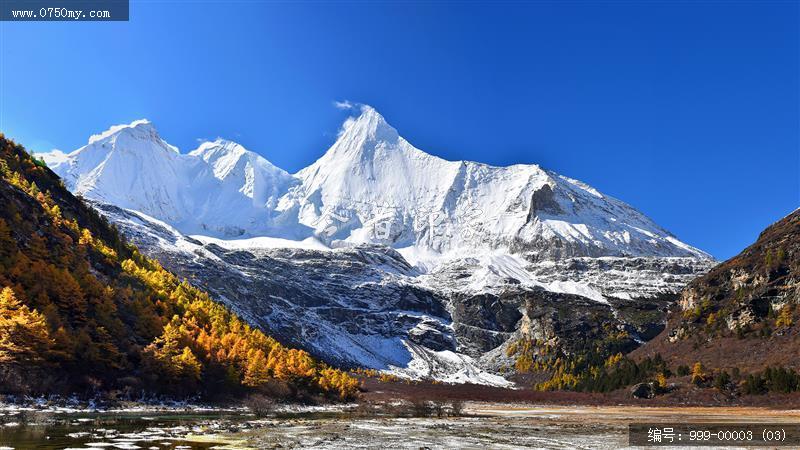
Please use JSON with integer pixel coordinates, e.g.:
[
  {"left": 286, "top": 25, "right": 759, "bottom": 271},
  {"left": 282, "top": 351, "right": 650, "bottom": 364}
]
[
  {"left": 192, "top": 235, "right": 330, "bottom": 251},
  {"left": 387, "top": 341, "right": 513, "bottom": 387}
]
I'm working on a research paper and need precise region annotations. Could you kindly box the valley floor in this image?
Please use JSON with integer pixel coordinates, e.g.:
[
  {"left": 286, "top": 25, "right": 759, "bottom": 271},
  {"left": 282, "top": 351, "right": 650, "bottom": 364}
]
[
  {"left": 228, "top": 403, "right": 800, "bottom": 449},
  {"left": 359, "top": 377, "right": 800, "bottom": 408},
  {"left": 2, "top": 398, "right": 800, "bottom": 449}
]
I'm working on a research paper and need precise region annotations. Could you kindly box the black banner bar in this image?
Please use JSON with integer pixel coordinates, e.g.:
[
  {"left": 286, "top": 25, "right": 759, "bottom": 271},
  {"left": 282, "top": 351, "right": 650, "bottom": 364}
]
[{"left": 630, "top": 423, "right": 800, "bottom": 447}]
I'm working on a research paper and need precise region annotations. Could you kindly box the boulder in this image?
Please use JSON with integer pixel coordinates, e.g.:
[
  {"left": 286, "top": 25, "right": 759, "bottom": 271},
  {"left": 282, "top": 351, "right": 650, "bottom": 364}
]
[{"left": 631, "top": 382, "right": 656, "bottom": 399}]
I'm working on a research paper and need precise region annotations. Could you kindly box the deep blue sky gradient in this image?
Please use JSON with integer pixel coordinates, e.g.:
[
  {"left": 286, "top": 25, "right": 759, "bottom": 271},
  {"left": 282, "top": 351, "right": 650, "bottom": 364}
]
[{"left": 1, "top": 1, "right": 798, "bottom": 259}]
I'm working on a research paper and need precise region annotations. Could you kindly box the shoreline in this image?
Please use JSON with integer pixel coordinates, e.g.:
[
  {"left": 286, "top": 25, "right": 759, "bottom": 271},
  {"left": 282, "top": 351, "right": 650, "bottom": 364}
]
[
  {"left": 0, "top": 400, "right": 358, "bottom": 416},
  {"left": 2, "top": 399, "right": 797, "bottom": 449},
  {"left": 358, "top": 377, "right": 800, "bottom": 409},
  {"left": 4, "top": 399, "right": 800, "bottom": 415},
  {"left": 8, "top": 382, "right": 800, "bottom": 414},
  {"left": 465, "top": 402, "right": 800, "bottom": 420}
]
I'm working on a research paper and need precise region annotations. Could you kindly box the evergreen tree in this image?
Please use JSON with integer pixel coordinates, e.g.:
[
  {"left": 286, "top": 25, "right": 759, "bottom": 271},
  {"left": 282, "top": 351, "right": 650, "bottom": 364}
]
[
  {"left": 0, "top": 287, "right": 52, "bottom": 363},
  {"left": 0, "top": 219, "right": 15, "bottom": 268},
  {"left": 714, "top": 370, "right": 730, "bottom": 390}
]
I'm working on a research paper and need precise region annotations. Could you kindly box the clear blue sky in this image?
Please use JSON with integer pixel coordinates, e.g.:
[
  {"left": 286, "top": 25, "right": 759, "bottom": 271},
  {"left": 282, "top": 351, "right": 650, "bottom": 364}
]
[{"left": 1, "top": 2, "right": 797, "bottom": 259}]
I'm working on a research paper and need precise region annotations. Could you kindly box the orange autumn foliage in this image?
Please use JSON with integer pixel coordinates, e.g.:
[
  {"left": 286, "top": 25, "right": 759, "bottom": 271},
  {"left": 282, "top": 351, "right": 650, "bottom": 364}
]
[{"left": 0, "top": 134, "right": 358, "bottom": 400}]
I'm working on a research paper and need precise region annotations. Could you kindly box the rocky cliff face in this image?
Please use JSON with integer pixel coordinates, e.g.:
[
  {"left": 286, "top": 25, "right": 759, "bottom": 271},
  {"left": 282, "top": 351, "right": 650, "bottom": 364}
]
[{"left": 96, "top": 201, "right": 687, "bottom": 385}]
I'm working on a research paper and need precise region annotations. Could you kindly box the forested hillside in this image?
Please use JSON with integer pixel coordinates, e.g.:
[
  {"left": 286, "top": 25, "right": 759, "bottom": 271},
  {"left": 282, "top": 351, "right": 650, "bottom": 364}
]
[
  {"left": 0, "top": 134, "right": 358, "bottom": 401},
  {"left": 632, "top": 210, "right": 800, "bottom": 394}
]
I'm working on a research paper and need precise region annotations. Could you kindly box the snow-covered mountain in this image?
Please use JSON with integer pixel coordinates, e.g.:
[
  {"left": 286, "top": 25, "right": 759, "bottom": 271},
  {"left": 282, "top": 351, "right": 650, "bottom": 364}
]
[
  {"left": 91, "top": 200, "right": 700, "bottom": 386},
  {"left": 190, "top": 138, "right": 296, "bottom": 212},
  {"left": 282, "top": 107, "right": 708, "bottom": 261},
  {"left": 40, "top": 105, "right": 715, "bottom": 384},
  {"left": 43, "top": 120, "right": 295, "bottom": 237},
  {"left": 44, "top": 106, "right": 709, "bottom": 262}
]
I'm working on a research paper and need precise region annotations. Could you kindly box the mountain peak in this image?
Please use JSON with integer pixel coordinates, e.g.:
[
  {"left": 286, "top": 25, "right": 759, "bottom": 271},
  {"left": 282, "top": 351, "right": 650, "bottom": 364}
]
[
  {"left": 191, "top": 138, "right": 248, "bottom": 160},
  {"left": 294, "top": 104, "right": 409, "bottom": 181},
  {"left": 188, "top": 138, "right": 291, "bottom": 197},
  {"left": 88, "top": 119, "right": 158, "bottom": 144},
  {"left": 341, "top": 105, "right": 399, "bottom": 145},
  {"left": 190, "top": 138, "right": 286, "bottom": 172}
]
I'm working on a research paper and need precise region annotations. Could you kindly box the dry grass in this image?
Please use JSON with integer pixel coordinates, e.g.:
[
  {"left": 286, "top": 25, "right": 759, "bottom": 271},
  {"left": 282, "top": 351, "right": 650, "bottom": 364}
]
[{"left": 357, "top": 375, "right": 800, "bottom": 408}]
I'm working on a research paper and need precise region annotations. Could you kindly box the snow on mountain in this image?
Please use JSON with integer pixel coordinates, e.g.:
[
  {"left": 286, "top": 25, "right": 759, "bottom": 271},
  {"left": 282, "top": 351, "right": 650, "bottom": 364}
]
[
  {"left": 37, "top": 106, "right": 717, "bottom": 384},
  {"left": 41, "top": 106, "right": 710, "bottom": 263},
  {"left": 189, "top": 138, "right": 295, "bottom": 210},
  {"left": 42, "top": 119, "right": 195, "bottom": 224},
  {"left": 41, "top": 120, "right": 295, "bottom": 238},
  {"left": 37, "top": 107, "right": 715, "bottom": 302},
  {"left": 280, "top": 106, "right": 709, "bottom": 262}
]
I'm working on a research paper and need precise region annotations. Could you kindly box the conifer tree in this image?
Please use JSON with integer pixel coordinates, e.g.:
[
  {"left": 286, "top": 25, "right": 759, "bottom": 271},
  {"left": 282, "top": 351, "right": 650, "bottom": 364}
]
[
  {"left": 0, "top": 287, "right": 52, "bottom": 363},
  {"left": 0, "top": 219, "right": 15, "bottom": 268},
  {"left": 691, "top": 362, "right": 706, "bottom": 385}
]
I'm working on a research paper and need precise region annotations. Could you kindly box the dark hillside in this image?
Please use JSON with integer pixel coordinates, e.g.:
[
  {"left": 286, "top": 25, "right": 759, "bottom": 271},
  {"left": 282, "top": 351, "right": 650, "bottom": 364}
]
[{"left": 634, "top": 210, "right": 800, "bottom": 381}]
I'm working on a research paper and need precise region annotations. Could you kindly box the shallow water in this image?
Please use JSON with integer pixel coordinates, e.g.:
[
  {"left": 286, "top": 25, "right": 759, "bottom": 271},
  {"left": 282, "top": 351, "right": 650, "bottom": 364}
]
[
  {"left": 0, "top": 410, "right": 250, "bottom": 449},
  {"left": 0, "top": 409, "right": 628, "bottom": 449},
  {"left": 241, "top": 416, "right": 627, "bottom": 449},
  {"left": 0, "top": 404, "right": 792, "bottom": 449}
]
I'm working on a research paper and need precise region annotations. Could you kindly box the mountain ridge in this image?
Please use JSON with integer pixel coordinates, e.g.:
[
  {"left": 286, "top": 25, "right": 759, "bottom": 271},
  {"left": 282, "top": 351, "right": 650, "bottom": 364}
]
[{"left": 40, "top": 105, "right": 712, "bottom": 263}]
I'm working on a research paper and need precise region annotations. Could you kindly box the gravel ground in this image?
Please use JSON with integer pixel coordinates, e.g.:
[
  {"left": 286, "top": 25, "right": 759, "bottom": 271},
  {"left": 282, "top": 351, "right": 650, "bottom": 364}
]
[
  {"left": 233, "top": 403, "right": 800, "bottom": 449},
  {"left": 241, "top": 416, "right": 624, "bottom": 449}
]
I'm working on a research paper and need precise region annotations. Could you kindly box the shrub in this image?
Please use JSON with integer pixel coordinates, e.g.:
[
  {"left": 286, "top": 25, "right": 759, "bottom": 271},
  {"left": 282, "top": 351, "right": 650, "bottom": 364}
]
[
  {"left": 450, "top": 400, "right": 465, "bottom": 416},
  {"left": 431, "top": 400, "right": 446, "bottom": 418},
  {"left": 655, "top": 372, "right": 668, "bottom": 392},
  {"left": 740, "top": 367, "right": 799, "bottom": 395},
  {"left": 776, "top": 306, "right": 793, "bottom": 328},
  {"left": 690, "top": 362, "right": 706, "bottom": 385},
  {"left": 743, "top": 373, "right": 766, "bottom": 395},
  {"left": 714, "top": 371, "right": 731, "bottom": 390},
  {"left": 410, "top": 399, "right": 433, "bottom": 417},
  {"left": 244, "top": 394, "right": 276, "bottom": 417}
]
